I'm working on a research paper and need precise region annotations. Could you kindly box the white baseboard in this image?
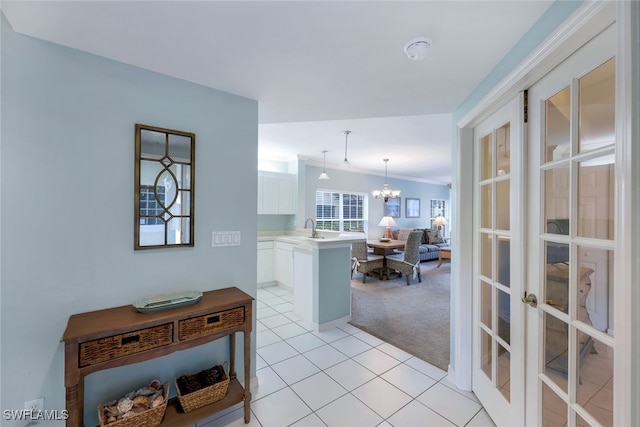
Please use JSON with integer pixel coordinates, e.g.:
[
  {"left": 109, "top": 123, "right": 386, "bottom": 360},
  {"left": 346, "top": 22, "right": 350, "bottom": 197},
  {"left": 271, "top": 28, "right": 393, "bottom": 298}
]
[
  {"left": 297, "top": 315, "right": 352, "bottom": 332},
  {"left": 447, "top": 364, "right": 472, "bottom": 392},
  {"left": 316, "top": 315, "right": 351, "bottom": 332},
  {"left": 257, "top": 281, "right": 277, "bottom": 288}
]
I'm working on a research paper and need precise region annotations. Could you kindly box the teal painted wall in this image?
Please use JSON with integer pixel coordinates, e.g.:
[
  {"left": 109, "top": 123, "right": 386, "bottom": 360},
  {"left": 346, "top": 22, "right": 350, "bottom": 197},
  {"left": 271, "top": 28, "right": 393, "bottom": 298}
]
[
  {"left": 1, "top": 13, "right": 258, "bottom": 426},
  {"left": 317, "top": 247, "right": 352, "bottom": 324}
]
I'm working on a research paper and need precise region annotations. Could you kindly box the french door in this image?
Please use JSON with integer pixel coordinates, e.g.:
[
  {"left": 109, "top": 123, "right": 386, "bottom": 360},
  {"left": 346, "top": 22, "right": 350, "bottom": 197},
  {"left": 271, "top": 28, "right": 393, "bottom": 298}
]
[
  {"left": 472, "top": 95, "right": 525, "bottom": 426},
  {"left": 472, "top": 21, "right": 619, "bottom": 427},
  {"left": 525, "top": 23, "right": 616, "bottom": 427}
]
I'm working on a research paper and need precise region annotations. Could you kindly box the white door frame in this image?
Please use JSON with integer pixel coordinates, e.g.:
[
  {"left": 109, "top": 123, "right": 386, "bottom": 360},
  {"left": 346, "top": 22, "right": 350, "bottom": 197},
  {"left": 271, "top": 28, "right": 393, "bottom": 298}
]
[{"left": 450, "top": 1, "right": 639, "bottom": 425}]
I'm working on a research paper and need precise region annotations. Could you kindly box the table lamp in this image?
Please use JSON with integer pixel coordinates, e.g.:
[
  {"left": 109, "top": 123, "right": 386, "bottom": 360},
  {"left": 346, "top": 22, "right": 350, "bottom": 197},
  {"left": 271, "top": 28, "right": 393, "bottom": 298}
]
[
  {"left": 434, "top": 216, "right": 448, "bottom": 232},
  {"left": 378, "top": 216, "right": 397, "bottom": 239}
]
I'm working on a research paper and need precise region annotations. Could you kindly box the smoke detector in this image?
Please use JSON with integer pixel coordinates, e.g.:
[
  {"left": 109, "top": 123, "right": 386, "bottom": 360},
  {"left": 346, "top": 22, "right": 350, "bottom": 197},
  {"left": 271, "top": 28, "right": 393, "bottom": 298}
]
[{"left": 404, "top": 37, "right": 432, "bottom": 61}]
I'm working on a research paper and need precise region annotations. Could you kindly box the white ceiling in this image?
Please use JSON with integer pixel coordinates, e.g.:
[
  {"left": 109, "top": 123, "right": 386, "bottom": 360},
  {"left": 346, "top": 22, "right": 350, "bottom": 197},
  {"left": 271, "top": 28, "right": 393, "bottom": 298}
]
[{"left": 1, "top": 1, "right": 554, "bottom": 184}]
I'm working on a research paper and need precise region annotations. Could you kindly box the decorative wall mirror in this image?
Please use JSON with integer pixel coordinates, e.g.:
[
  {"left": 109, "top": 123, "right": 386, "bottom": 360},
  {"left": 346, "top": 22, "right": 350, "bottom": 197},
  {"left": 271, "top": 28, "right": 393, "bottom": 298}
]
[{"left": 135, "top": 124, "right": 195, "bottom": 250}]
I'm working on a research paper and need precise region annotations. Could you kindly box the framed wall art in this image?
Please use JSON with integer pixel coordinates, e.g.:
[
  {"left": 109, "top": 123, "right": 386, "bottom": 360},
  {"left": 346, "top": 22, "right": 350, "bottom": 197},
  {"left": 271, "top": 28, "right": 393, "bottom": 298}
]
[
  {"left": 384, "top": 198, "right": 401, "bottom": 218},
  {"left": 405, "top": 198, "right": 420, "bottom": 218}
]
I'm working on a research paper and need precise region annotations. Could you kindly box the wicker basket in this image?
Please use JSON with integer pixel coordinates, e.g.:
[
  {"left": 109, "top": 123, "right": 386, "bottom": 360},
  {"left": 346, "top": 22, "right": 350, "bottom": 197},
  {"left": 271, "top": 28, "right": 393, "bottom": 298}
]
[
  {"left": 175, "top": 363, "right": 229, "bottom": 413},
  {"left": 97, "top": 382, "right": 169, "bottom": 427},
  {"left": 80, "top": 323, "right": 173, "bottom": 367}
]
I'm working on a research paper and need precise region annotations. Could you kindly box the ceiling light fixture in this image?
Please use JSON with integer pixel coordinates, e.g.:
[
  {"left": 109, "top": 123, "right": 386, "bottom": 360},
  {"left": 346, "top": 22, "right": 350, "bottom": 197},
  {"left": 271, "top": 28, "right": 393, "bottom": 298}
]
[
  {"left": 318, "top": 150, "right": 330, "bottom": 180},
  {"left": 372, "top": 159, "right": 401, "bottom": 202},
  {"left": 404, "top": 36, "right": 432, "bottom": 61},
  {"left": 342, "top": 130, "right": 351, "bottom": 166}
]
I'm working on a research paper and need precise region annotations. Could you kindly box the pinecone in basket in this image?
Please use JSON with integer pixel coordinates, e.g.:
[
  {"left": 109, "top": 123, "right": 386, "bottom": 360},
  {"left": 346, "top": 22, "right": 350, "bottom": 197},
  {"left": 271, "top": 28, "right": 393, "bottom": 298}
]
[
  {"left": 177, "top": 373, "right": 201, "bottom": 395},
  {"left": 198, "top": 365, "right": 224, "bottom": 387}
]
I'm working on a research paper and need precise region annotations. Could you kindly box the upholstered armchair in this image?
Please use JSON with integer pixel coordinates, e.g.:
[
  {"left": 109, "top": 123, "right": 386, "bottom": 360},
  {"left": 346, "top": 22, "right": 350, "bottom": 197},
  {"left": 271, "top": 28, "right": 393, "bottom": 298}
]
[
  {"left": 351, "top": 241, "right": 384, "bottom": 283},
  {"left": 387, "top": 230, "right": 423, "bottom": 285}
]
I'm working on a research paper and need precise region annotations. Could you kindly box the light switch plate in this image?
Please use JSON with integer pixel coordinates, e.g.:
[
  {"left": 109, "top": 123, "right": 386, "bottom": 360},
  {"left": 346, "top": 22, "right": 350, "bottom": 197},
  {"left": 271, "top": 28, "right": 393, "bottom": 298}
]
[{"left": 212, "top": 231, "right": 241, "bottom": 247}]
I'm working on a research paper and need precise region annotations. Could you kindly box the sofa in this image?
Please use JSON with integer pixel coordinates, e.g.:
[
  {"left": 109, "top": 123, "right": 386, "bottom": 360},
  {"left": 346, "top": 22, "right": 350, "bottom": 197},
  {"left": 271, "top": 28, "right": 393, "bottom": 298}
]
[{"left": 392, "top": 228, "right": 450, "bottom": 262}]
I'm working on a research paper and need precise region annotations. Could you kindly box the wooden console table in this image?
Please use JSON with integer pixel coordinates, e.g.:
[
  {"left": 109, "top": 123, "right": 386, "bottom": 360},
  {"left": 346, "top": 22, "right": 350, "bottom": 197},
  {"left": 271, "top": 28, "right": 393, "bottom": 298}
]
[{"left": 62, "top": 287, "right": 253, "bottom": 427}]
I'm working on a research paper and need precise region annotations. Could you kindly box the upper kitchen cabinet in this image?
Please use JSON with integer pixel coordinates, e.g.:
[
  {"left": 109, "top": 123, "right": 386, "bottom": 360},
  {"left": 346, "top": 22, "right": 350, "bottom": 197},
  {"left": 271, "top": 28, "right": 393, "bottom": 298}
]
[{"left": 258, "top": 171, "right": 296, "bottom": 215}]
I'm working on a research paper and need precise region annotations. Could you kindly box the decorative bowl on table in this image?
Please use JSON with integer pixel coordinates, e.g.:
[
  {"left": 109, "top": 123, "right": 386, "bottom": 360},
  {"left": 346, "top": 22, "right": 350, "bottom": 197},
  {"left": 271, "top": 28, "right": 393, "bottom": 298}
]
[
  {"left": 379, "top": 237, "right": 391, "bottom": 242},
  {"left": 133, "top": 291, "right": 203, "bottom": 314}
]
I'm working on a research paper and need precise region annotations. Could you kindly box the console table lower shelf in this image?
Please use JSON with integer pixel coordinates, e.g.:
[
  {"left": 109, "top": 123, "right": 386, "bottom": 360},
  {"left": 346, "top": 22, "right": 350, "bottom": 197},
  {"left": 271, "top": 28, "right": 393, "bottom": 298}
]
[{"left": 160, "top": 379, "right": 245, "bottom": 427}]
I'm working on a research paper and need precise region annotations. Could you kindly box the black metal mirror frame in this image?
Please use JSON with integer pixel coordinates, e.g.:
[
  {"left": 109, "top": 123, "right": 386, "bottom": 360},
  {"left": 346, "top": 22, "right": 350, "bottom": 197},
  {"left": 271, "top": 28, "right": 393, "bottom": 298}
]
[{"left": 134, "top": 124, "right": 195, "bottom": 250}]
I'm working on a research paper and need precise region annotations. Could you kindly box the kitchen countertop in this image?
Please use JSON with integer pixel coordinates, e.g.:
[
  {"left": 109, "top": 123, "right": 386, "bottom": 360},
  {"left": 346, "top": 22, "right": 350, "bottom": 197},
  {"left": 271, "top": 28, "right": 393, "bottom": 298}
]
[{"left": 258, "top": 231, "right": 365, "bottom": 246}]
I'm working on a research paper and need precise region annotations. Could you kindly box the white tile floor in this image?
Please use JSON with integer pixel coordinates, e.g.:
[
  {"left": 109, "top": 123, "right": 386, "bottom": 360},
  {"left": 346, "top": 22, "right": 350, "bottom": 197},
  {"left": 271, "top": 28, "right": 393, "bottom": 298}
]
[{"left": 198, "top": 285, "right": 496, "bottom": 427}]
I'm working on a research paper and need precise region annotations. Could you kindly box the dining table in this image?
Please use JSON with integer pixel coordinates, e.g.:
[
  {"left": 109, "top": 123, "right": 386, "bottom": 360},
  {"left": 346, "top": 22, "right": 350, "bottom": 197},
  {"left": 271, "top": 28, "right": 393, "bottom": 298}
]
[{"left": 366, "top": 239, "right": 406, "bottom": 280}]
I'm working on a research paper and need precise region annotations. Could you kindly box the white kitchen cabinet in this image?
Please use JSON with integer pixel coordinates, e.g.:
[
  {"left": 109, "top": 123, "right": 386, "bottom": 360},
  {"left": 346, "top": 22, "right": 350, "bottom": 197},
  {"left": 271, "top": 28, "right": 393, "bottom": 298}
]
[
  {"left": 274, "top": 241, "right": 295, "bottom": 289},
  {"left": 261, "top": 174, "right": 279, "bottom": 214},
  {"left": 293, "top": 247, "right": 313, "bottom": 322},
  {"left": 257, "top": 241, "right": 274, "bottom": 285},
  {"left": 257, "top": 171, "right": 295, "bottom": 215},
  {"left": 257, "top": 175, "right": 264, "bottom": 215}
]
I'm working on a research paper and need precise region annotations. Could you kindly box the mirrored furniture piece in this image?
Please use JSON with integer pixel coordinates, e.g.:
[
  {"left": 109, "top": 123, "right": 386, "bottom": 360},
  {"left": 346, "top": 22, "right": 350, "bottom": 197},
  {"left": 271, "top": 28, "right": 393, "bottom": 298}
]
[{"left": 135, "top": 124, "right": 195, "bottom": 250}]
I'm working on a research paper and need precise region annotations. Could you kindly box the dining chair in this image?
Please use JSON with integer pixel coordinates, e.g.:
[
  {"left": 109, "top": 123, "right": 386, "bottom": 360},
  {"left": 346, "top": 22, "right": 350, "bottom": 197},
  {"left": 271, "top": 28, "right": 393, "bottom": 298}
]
[
  {"left": 351, "top": 241, "right": 384, "bottom": 283},
  {"left": 386, "top": 230, "right": 422, "bottom": 285}
]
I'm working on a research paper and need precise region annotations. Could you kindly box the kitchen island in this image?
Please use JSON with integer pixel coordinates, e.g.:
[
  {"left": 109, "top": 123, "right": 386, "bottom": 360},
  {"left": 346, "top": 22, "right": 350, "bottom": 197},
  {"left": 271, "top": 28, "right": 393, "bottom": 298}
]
[
  {"left": 257, "top": 230, "right": 364, "bottom": 331},
  {"left": 292, "top": 235, "right": 365, "bottom": 331}
]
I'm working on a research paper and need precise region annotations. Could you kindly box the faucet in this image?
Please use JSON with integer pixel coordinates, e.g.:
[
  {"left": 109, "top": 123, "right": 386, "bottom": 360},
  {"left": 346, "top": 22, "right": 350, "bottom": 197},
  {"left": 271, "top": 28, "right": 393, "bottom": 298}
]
[{"left": 304, "top": 218, "right": 318, "bottom": 238}]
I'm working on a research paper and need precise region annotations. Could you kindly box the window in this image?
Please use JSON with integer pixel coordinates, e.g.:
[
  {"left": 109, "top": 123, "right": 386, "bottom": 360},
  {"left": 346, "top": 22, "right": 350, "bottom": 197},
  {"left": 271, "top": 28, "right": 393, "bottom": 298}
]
[{"left": 315, "top": 191, "right": 366, "bottom": 231}]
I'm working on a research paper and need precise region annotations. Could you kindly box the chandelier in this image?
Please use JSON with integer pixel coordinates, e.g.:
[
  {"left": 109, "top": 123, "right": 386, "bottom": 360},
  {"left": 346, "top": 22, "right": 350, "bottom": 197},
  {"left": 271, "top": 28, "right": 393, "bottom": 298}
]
[{"left": 371, "top": 159, "right": 401, "bottom": 202}]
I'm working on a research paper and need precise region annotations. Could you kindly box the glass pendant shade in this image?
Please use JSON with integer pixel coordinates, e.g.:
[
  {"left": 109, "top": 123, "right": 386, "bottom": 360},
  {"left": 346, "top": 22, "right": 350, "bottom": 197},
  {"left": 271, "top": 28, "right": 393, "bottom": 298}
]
[{"left": 318, "top": 150, "right": 330, "bottom": 180}]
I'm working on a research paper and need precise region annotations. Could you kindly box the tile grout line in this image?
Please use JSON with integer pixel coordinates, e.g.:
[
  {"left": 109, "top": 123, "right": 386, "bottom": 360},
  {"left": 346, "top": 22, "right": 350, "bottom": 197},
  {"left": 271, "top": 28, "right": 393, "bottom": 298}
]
[{"left": 252, "top": 285, "right": 484, "bottom": 427}]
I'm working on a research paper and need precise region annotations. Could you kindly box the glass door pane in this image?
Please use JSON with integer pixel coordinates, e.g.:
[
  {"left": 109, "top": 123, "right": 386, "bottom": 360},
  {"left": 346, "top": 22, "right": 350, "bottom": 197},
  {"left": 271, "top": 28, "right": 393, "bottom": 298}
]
[
  {"left": 538, "top": 57, "right": 615, "bottom": 426},
  {"left": 476, "top": 117, "right": 515, "bottom": 420}
]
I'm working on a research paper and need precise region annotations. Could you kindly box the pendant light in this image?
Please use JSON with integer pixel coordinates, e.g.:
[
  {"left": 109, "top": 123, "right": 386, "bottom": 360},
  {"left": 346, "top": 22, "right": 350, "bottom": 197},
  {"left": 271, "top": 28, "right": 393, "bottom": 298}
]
[
  {"left": 342, "top": 130, "right": 351, "bottom": 166},
  {"left": 371, "top": 159, "right": 401, "bottom": 201},
  {"left": 318, "top": 150, "right": 330, "bottom": 180}
]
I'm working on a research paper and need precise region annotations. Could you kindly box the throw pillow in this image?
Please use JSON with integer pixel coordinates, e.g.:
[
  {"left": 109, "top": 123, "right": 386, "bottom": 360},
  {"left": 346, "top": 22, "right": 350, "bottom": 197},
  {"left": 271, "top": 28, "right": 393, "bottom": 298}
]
[
  {"left": 427, "top": 229, "right": 444, "bottom": 244},
  {"left": 397, "top": 228, "right": 413, "bottom": 241},
  {"left": 415, "top": 228, "right": 428, "bottom": 244}
]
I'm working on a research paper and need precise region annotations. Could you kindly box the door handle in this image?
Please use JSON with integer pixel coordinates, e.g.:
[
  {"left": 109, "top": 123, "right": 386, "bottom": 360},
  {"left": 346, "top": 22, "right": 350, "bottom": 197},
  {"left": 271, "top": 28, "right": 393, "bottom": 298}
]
[{"left": 521, "top": 293, "right": 538, "bottom": 308}]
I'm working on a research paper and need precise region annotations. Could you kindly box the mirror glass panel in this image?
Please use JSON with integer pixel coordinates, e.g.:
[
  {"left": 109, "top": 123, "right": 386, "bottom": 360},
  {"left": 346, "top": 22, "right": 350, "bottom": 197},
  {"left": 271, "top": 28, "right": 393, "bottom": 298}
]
[{"left": 135, "top": 124, "right": 195, "bottom": 249}]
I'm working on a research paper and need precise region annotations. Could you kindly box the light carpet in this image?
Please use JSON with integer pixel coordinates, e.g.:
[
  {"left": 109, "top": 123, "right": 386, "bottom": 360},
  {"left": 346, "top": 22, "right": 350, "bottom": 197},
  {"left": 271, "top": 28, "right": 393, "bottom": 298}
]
[{"left": 349, "top": 262, "right": 451, "bottom": 371}]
